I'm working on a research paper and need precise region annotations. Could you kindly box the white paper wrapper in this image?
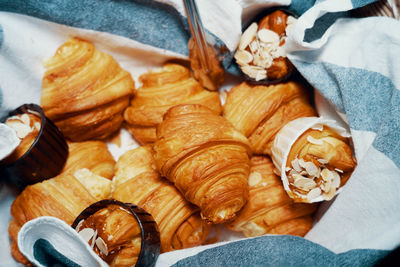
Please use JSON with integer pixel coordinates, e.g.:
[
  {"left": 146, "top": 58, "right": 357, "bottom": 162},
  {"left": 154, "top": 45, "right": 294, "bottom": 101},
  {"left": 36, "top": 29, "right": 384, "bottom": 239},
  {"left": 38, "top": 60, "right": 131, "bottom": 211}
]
[{"left": 271, "top": 116, "right": 352, "bottom": 203}]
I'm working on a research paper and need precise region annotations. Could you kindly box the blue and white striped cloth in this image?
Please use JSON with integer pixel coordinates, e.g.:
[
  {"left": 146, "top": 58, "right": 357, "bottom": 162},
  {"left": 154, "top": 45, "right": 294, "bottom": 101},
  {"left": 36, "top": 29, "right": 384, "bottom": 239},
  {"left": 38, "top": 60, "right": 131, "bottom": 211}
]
[{"left": 0, "top": 0, "right": 399, "bottom": 266}]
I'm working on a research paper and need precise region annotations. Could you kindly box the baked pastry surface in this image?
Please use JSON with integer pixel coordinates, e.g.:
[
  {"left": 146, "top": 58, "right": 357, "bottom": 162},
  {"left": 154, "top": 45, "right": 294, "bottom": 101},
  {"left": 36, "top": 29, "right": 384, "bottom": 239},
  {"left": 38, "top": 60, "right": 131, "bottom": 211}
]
[
  {"left": 112, "top": 146, "right": 210, "bottom": 252},
  {"left": 9, "top": 170, "right": 112, "bottom": 265},
  {"left": 41, "top": 38, "right": 135, "bottom": 141},
  {"left": 62, "top": 141, "right": 116, "bottom": 180},
  {"left": 223, "top": 81, "right": 316, "bottom": 155},
  {"left": 123, "top": 63, "right": 221, "bottom": 144},
  {"left": 226, "top": 155, "right": 317, "bottom": 237},
  {"left": 153, "top": 104, "right": 251, "bottom": 224}
]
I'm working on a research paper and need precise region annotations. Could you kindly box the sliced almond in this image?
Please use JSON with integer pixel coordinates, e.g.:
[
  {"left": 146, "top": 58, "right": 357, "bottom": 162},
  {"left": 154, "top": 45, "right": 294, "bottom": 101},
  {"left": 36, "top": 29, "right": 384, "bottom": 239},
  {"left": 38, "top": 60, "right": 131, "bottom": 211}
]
[
  {"left": 20, "top": 114, "right": 31, "bottom": 125},
  {"left": 249, "top": 40, "right": 259, "bottom": 53},
  {"left": 311, "top": 124, "right": 324, "bottom": 131},
  {"left": 33, "top": 121, "right": 41, "bottom": 131},
  {"left": 332, "top": 170, "right": 341, "bottom": 188},
  {"left": 321, "top": 179, "right": 331, "bottom": 193},
  {"left": 270, "top": 46, "right": 286, "bottom": 58},
  {"left": 234, "top": 50, "right": 253, "bottom": 64},
  {"left": 321, "top": 168, "right": 333, "bottom": 182},
  {"left": 95, "top": 237, "right": 108, "bottom": 256},
  {"left": 91, "top": 229, "right": 98, "bottom": 249},
  {"left": 303, "top": 161, "right": 320, "bottom": 178},
  {"left": 248, "top": 171, "right": 262, "bottom": 187},
  {"left": 6, "top": 121, "right": 33, "bottom": 139},
  {"left": 75, "top": 219, "right": 84, "bottom": 232},
  {"left": 255, "top": 69, "right": 267, "bottom": 81},
  {"left": 324, "top": 186, "right": 336, "bottom": 200},
  {"left": 107, "top": 235, "right": 114, "bottom": 241},
  {"left": 307, "top": 136, "right": 324, "bottom": 145},
  {"left": 257, "top": 29, "right": 279, "bottom": 44},
  {"left": 335, "top": 168, "right": 344, "bottom": 173},
  {"left": 307, "top": 187, "right": 322, "bottom": 201},
  {"left": 239, "top": 23, "right": 258, "bottom": 50},
  {"left": 298, "top": 158, "right": 307, "bottom": 169},
  {"left": 78, "top": 228, "right": 95, "bottom": 243},
  {"left": 291, "top": 158, "right": 302, "bottom": 172},
  {"left": 317, "top": 158, "right": 329, "bottom": 164},
  {"left": 285, "top": 166, "right": 292, "bottom": 172},
  {"left": 293, "top": 176, "right": 317, "bottom": 191}
]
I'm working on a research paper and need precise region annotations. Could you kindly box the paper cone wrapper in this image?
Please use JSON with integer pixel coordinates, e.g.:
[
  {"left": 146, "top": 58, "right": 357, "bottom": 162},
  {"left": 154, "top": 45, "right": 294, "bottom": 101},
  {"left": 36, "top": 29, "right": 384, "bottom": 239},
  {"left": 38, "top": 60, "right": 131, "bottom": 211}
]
[{"left": 271, "top": 116, "right": 351, "bottom": 203}]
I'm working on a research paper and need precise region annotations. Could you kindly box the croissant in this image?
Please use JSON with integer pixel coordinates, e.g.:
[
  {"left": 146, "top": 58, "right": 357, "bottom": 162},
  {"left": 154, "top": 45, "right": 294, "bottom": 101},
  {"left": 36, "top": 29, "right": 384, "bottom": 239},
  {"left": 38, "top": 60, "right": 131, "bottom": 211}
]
[
  {"left": 123, "top": 63, "right": 221, "bottom": 144},
  {"left": 112, "top": 146, "right": 210, "bottom": 252},
  {"left": 153, "top": 104, "right": 251, "bottom": 224},
  {"left": 41, "top": 37, "right": 135, "bottom": 141},
  {"left": 62, "top": 141, "right": 116, "bottom": 179},
  {"left": 271, "top": 117, "right": 357, "bottom": 202},
  {"left": 223, "top": 81, "right": 316, "bottom": 155},
  {"left": 9, "top": 169, "right": 112, "bottom": 265},
  {"left": 226, "top": 156, "right": 317, "bottom": 237}
]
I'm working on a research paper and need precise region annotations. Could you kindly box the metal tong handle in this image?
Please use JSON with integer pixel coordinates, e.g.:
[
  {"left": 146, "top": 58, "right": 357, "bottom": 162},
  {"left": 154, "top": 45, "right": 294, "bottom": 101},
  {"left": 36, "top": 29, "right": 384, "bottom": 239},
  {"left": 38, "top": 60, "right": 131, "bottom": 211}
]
[{"left": 183, "top": 0, "right": 211, "bottom": 73}]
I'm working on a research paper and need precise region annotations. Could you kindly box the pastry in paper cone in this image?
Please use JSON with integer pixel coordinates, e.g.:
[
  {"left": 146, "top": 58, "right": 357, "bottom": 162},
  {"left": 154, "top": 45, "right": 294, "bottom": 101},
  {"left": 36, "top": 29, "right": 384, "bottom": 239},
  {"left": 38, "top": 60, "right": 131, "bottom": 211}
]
[
  {"left": 271, "top": 117, "right": 357, "bottom": 203},
  {"left": 226, "top": 155, "right": 317, "bottom": 237}
]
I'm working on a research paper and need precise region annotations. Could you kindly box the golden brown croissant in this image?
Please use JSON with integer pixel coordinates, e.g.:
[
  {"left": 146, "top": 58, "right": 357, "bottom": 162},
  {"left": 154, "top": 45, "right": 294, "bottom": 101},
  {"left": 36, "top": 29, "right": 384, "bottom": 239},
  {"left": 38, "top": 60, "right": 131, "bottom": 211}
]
[
  {"left": 112, "top": 146, "right": 210, "bottom": 252},
  {"left": 272, "top": 118, "right": 357, "bottom": 203},
  {"left": 226, "top": 156, "right": 317, "bottom": 237},
  {"left": 62, "top": 141, "right": 115, "bottom": 179},
  {"left": 223, "top": 81, "right": 316, "bottom": 155},
  {"left": 9, "top": 169, "right": 112, "bottom": 265},
  {"left": 153, "top": 104, "right": 251, "bottom": 224},
  {"left": 41, "top": 37, "right": 135, "bottom": 141},
  {"left": 123, "top": 63, "right": 221, "bottom": 144}
]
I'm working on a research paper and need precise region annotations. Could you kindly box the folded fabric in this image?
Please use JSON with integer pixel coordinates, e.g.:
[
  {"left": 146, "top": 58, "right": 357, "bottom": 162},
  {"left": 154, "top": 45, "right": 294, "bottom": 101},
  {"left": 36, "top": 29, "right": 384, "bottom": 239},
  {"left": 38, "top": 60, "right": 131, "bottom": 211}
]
[{"left": 17, "top": 216, "right": 107, "bottom": 267}]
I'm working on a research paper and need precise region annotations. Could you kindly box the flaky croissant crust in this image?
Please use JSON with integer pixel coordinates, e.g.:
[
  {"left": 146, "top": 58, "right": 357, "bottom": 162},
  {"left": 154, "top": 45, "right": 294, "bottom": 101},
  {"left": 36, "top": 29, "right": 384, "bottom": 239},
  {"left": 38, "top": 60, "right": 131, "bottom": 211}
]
[
  {"left": 9, "top": 170, "right": 111, "bottom": 265},
  {"left": 154, "top": 104, "right": 251, "bottom": 224},
  {"left": 227, "top": 156, "right": 317, "bottom": 237},
  {"left": 41, "top": 37, "right": 135, "bottom": 141},
  {"left": 123, "top": 63, "right": 221, "bottom": 144},
  {"left": 112, "top": 146, "right": 210, "bottom": 252},
  {"left": 62, "top": 141, "right": 116, "bottom": 180},
  {"left": 223, "top": 81, "right": 316, "bottom": 155}
]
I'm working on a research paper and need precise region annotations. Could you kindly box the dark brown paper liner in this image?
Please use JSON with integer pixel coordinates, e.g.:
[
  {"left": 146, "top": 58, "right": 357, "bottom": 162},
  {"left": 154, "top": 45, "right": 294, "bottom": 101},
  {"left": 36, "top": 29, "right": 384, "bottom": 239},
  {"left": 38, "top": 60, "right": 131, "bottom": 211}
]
[
  {"left": 237, "top": 7, "right": 298, "bottom": 85},
  {"left": 71, "top": 199, "right": 161, "bottom": 267},
  {"left": 0, "top": 103, "right": 68, "bottom": 189}
]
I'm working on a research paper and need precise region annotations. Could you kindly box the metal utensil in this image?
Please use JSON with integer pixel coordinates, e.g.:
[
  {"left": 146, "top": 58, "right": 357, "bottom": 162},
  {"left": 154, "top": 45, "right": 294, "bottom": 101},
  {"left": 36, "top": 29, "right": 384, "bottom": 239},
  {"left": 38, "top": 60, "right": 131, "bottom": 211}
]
[{"left": 183, "top": 0, "right": 224, "bottom": 91}]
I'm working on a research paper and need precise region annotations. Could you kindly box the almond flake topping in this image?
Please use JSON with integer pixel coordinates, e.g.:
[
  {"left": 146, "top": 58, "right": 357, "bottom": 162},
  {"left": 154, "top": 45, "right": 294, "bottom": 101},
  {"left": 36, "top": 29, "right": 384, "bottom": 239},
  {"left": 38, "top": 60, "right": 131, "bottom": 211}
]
[
  {"left": 75, "top": 219, "right": 84, "bottom": 232},
  {"left": 291, "top": 158, "right": 302, "bottom": 172},
  {"left": 257, "top": 29, "right": 280, "bottom": 44},
  {"left": 78, "top": 228, "right": 95, "bottom": 243},
  {"left": 335, "top": 168, "right": 344, "bottom": 173},
  {"left": 248, "top": 171, "right": 262, "bottom": 187},
  {"left": 95, "top": 237, "right": 108, "bottom": 256},
  {"left": 307, "top": 188, "right": 322, "bottom": 201},
  {"left": 234, "top": 50, "right": 253, "bottom": 64},
  {"left": 332, "top": 171, "right": 341, "bottom": 188},
  {"left": 307, "top": 136, "right": 324, "bottom": 145},
  {"left": 317, "top": 158, "right": 329, "bottom": 164},
  {"left": 239, "top": 23, "right": 257, "bottom": 50}
]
